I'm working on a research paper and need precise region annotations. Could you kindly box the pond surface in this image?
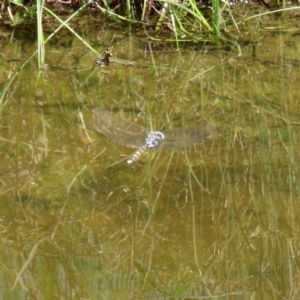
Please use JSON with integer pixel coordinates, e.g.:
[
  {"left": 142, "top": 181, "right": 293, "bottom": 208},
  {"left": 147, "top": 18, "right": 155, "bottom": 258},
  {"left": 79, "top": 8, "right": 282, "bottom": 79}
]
[{"left": 1, "top": 17, "right": 300, "bottom": 299}]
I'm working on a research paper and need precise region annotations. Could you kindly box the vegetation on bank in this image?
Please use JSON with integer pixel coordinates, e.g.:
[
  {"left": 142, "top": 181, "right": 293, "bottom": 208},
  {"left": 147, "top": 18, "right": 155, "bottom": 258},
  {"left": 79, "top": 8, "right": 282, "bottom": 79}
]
[
  {"left": 0, "top": 0, "right": 300, "bottom": 70},
  {"left": 1, "top": 0, "right": 300, "bottom": 45}
]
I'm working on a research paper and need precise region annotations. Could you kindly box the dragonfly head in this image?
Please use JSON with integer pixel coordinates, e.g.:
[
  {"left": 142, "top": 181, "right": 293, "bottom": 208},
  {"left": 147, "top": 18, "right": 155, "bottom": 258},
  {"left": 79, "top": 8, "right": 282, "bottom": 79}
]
[{"left": 146, "top": 131, "right": 165, "bottom": 149}]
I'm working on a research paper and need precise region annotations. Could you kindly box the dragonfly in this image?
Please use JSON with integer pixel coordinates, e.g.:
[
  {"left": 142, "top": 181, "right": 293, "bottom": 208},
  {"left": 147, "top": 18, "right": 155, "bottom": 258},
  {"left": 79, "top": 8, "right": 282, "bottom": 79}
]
[{"left": 91, "top": 108, "right": 215, "bottom": 164}]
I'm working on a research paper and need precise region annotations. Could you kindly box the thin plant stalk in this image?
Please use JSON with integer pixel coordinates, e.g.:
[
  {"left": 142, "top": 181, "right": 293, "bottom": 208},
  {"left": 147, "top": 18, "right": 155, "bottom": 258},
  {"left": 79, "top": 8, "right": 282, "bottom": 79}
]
[
  {"left": 44, "top": 5, "right": 99, "bottom": 55},
  {"left": 240, "top": 6, "right": 300, "bottom": 24},
  {"left": 155, "top": 1, "right": 170, "bottom": 31},
  {"left": 36, "top": 0, "right": 45, "bottom": 68},
  {"left": 156, "top": 0, "right": 213, "bottom": 32},
  {"left": 126, "top": 0, "right": 132, "bottom": 18},
  {"left": 170, "top": 9, "right": 180, "bottom": 50},
  {"left": 93, "top": 2, "right": 143, "bottom": 23},
  {"left": 0, "top": 71, "right": 19, "bottom": 107},
  {"left": 212, "top": 0, "right": 221, "bottom": 36}
]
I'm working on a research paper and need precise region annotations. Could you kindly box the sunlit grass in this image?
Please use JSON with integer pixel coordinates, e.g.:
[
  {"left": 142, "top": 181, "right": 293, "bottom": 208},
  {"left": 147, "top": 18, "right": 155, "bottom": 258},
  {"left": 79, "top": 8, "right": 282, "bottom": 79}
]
[
  {"left": 36, "top": 0, "right": 45, "bottom": 69},
  {"left": 3, "top": 0, "right": 300, "bottom": 52}
]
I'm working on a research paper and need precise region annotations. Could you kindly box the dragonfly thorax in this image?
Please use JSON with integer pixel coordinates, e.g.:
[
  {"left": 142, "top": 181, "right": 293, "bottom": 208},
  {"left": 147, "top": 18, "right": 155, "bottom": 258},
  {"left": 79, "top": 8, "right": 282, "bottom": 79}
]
[{"left": 146, "top": 131, "right": 165, "bottom": 149}]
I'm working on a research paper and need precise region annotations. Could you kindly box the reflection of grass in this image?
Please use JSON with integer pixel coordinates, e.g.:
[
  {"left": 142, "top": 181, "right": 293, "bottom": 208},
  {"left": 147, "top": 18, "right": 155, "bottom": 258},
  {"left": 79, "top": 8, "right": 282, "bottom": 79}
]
[
  {"left": 2, "top": 27, "right": 300, "bottom": 298},
  {"left": 126, "top": 55, "right": 300, "bottom": 297},
  {"left": 0, "top": 72, "right": 19, "bottom": 107}
]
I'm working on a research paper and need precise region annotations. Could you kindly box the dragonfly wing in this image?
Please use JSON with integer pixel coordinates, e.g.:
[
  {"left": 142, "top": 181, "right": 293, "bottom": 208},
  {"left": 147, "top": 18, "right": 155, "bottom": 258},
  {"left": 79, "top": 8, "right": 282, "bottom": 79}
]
[
  {"left": 91, "top": 108, "right": 148, "bottom": 149},
  {"left": 159, "top": 120, "right": 215, "bottom": 150}
]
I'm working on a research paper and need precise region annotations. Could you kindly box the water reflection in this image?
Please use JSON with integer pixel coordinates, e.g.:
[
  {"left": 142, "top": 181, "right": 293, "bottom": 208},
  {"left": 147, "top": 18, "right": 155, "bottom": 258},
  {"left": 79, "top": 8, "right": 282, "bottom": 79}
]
[{"left": 0, "top": 27, "right": 300, "bottom": 299}]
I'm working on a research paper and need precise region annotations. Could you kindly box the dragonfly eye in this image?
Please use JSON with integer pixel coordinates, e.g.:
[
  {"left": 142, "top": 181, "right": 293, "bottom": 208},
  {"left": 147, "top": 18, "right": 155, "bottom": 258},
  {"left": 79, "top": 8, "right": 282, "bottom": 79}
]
[{"left": 146, "top": 131, "right": 165, "bottom": 149}]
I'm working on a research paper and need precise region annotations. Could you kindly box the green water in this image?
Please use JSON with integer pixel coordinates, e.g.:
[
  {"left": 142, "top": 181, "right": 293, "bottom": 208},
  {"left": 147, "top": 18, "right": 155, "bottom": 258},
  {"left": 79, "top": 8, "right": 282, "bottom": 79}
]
[{"left": 0, "top": 20, "right": 300, "bottom": 300}]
